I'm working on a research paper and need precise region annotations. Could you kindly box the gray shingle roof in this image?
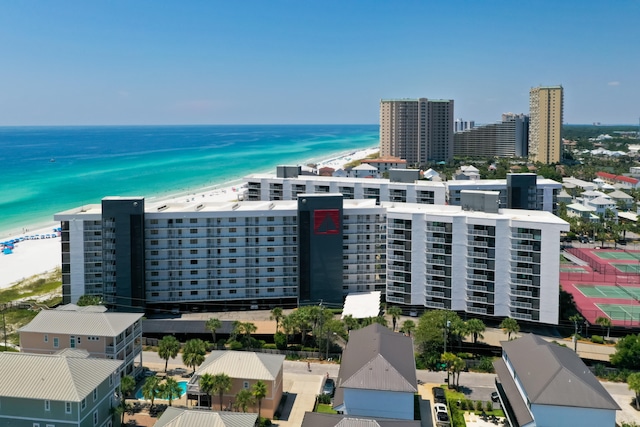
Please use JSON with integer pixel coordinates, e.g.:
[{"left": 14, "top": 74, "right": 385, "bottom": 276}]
[
  {"left": 196, "top": 351, "right": 284, "bottom": 381},
  {"left": 0, "top": 352, "right": 122, "bottom": 401},
  {"left": 302, "top": 412, "right": 421, "bottom": 427},
  {"left": 155, "top": 408, "right": 258, "bottom": 427},
  {"left": 500, "top": 334, "right": 620, "bottom": 410},
  {"left": 18, "top": 309, "right": 143, "bottom": 337},
  {"left": 336, "top": 324, "right": 417, "bottom": 393},
  {"left": 493, "top": 358, "right": 535, "bottom": 427}
]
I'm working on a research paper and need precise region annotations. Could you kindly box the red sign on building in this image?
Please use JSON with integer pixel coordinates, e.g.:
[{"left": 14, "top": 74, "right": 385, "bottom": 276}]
[{"left": 314, "top": 209, "right": 340, "bottom": 235}]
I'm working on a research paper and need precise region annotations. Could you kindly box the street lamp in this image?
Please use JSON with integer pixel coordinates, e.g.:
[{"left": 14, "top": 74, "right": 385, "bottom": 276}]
[{"left": 443, "top": 318, "right": 451, "bottom": 354}]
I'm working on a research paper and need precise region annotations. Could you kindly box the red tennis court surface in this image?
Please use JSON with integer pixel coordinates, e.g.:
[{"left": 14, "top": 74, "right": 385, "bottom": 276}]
[{"left": 562, "top": 247, "right": 640, "bottom": 327}]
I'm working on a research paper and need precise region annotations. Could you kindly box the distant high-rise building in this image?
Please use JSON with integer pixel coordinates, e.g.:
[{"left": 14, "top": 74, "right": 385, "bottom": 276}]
[
  {"left": 528, "top": 86, "right": 563, "bottom": 164},
  {"left": 454, "top": 113, "right": 529, "bottom": 158},
  {"left": 454, "top": 118, "right": 475, "bottom": 132},
  {"left": 380, "top": 98, "right": 454, "bottom": 165}
]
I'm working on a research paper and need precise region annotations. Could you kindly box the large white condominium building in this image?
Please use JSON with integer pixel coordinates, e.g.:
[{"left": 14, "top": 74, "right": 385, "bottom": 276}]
[
  {"left": 55, "top": 191, "right": 567, "bottom": 324},
  {"left": 384, "top": 192, "right": 568, "bottom": 324},
  {"left": 380, "top": 98, "right": 454, "bottom": 164}
]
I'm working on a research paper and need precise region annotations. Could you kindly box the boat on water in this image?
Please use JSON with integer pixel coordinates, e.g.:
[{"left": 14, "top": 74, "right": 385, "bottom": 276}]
[{"left": 50, "top": 158, "right": 56, "bottom": 162}]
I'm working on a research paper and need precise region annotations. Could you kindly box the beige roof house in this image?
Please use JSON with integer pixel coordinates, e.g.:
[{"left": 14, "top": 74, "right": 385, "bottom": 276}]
[
  {"left": 302, "top": 413, "right": 420, "bottom": 427},
  {"left": 155, "top": 407, "right": 258, "bottom": 427}
]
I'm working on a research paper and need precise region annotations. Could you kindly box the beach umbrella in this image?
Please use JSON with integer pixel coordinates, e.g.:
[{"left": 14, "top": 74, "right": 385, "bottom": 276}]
[{"left": 3, "top": 248, "right": 12, "bottom": 255}]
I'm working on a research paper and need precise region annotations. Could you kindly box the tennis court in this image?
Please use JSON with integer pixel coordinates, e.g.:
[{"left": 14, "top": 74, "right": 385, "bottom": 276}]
[
  {"left": 596, "top": 303, "right": 640, "bottom": 321},
  {"left": 612, "top": 263, "right": 640, "bottom": 274},
  {"left": 576, "top": 284, "right": 640, "bottom": 299},
  {"left": 594, "top": 251, "right": 639, "bottom": 260}
]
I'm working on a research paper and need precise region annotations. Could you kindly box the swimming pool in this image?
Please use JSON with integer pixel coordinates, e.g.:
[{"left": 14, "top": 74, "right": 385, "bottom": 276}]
[{"left": 135, "top": 380, "right": 188, "bottom": 400}]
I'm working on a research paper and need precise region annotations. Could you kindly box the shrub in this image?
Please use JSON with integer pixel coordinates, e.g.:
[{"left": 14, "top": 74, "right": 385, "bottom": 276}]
[
  {"left": 477, "top": 357, "right": 495, "bottom": 373},
  {"left": 285, "top": 353, "right": 301, "bottom": 361},
  {"left": 486, "top": 401, "right": 493, "bottom": 412},
  {"left": 475, "top": 400, "right": 483, "bottom": 411},
  {"left": 258, "top": 417, "right": 272, "bottom": 427},
  {"left": 227, "top": 340, "right": 243, "bottom": 350},
  {"left": 274, "top": 332, "right": 288, "bottom": 350},
  {"left": 317, "top": 394, "right": 331, "bottom": 404},
  {"left": 591, "top": 335, "right": 604, "bottom": 344},
  {"left": 457, "top": 352, "right": 473, "bottom": 359},
  {"left": 459, "top": 400, "right": 467, "bottom": 410},
  {"left": 465, "top": 399, "right": 473, "bottom": 411},
  {"left": 288, "top": 345, "right": 302, "bottom": 351},
  {"left": 263, "top": 343, "right": 277, "bottom": 350}
]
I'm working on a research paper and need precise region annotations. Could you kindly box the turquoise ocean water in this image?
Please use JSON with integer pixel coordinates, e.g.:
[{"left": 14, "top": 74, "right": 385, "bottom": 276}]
[{"left": 0, "top": 125, "right": 378, "bottom": 237}]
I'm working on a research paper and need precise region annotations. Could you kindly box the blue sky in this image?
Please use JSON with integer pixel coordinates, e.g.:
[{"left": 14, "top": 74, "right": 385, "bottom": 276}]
[{"left": 1, "top": 1, "right": 638, "bottom": 125}]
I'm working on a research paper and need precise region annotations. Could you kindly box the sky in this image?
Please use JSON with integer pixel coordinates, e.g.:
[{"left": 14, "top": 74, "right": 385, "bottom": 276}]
[{"left": 1, "top": 1, "right": 639, "bottom": 126}]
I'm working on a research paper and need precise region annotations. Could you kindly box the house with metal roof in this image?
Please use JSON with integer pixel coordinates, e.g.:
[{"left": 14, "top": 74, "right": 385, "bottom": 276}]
[
  {"left": 19, "top": 304, "right": 143, "bottom": 378},
  {"left": 0, "top": 351, "right": 122, "bottom": 427},
  {"left": 186, "top": 350, "right": 285, "bottom": 418},
  {"left": 493, "top": 334, "right": 619, "bottom": 427},
  {"left": 301, "top": 412, "right": 420, "bottom": 427},
  {"left": 333, "top": 324, "right": 417, "bottom": 420},
  {"left": 155, "top": 407, "right": 258, "bottom": 427}
]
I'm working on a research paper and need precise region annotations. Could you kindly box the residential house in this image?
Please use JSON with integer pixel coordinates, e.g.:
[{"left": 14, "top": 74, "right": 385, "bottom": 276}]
[
  {"left": 19, "top": 304, "right": 143, "bottom": 377},
  {"left": 606, "top": 189, "right": 634, "bottom": 210},
  {"left": 302, "top": 413, "right": 420, "bottom": 427},
  {"left": 596, "top": 172, "right": 640, "bottom": 190},
  {"left": 155, "top": 407, "right": 257, "bottom": 427},
  {"left": 0, "top": 351, "right": 122, "bottom": 427},
  {"left": 333, "top": 324, "right": 417, "bottom": 419},
  {"left": 186, "top": 351, "right": 285, "bottom": 418},
  {"left": 361, "top": 157, "right": 407, "bottom": 175},
  {"left": 493, "top": 334, "right": 619, "bottom": 427},
  {"left": 350, "top": 163, "right": 380, "bottom": 179}
]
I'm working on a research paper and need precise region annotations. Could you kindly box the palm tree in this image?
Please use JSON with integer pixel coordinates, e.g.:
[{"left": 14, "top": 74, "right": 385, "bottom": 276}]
[
  {"left": 252, "top": 380, "right": 268, "bottom": 419},
  {"left": 441, "top": 352, "right": 457, "bottom": 386},
  {"left": 596, "top": 316, "right": 612, "bottom": 340},
  {"left": 212, "top": 373, "right": 232, "bottom": 411},
  {"left": 452, "top": 356, "right": 466, "bottom": 389},
  {"left": 162, "top": 377, "right": 183, "bottom": 407},
  {"left": 158, "top": 335, "right": 181, "bottom": 373},
  {"left": 342, "top": 314, "right": 360, "bottom": 331},
  {"left": 400, "top": 319, "right": 415, "bottom": 337},
  {"left": 205, "top": 318, "right": 222, "bottom": 346},
  {"left": 386, "top": 306, "right": 403, "bottom": 331},
  {"left": 199, "top": 373, "right": 216, "bottom": 409},
  {"left": 464, "top": 318, "right": 486, "bottom": 345},
  {"left": 142, "top": 376, "right": 161, "bottom": 410},
  {"left": 499, "top": 318, "right": 520, "bottom": 341},
  {"left": 119, "top": 375, "right": 135, "bottom": 424},
  {"left": 182, "top": 338, "right": 207, "bottom": 374},
  {"left": 270, "top": 307, "right": 284, "bottom": 332},
  {"left": 235, "top": 388, "right": 255, "bottom": 412}
]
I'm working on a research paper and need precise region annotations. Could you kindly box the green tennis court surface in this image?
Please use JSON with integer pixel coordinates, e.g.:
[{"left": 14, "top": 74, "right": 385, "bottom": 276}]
[
  {"left": 612, "top": 263, "right": 640, "bottom": 274},
  {"left": 575, "top": 284, "right": 640, "bottom": 299},
  {"left": 594, "top": 251, "right": 640, "bottom": 260},
  {"left": 596, "top": 303, "right": 640, "bottom": 321},
  {"left": 560, "top": 267, "right": 588, "bottom": 272}
]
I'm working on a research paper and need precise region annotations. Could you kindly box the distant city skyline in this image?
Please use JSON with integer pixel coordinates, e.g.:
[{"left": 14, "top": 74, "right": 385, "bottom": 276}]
[{"left": 1, "top": 1, "right": 639, "bottom": 126}]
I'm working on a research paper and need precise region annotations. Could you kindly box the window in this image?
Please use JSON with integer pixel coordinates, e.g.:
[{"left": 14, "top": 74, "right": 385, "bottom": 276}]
[
  {"left": 44, "top": 400, "right": 51, "bottom": 411},
  {"left": 229, "top": 228, "right": 236, "bottom": 233},
  {"left": 44, "top": 334, "right": 48, "bottom": 343},
  {"left": 33, "top": 424, "right": 40, "bottom": 427},
  {"left": 109, "top": 374, "right": 113, "bottom": 386},
  {"left": 190, "top": 270, "right": 197, "bottom": 275},
  {"left": 151, "top": 292, "right": 159, "bottom": 297},
  {"left": 93, "top": 410, "right": 98, "bottom": 426},
  {"left": 82, "top": 398, "right": 86, "bottom": 410},
  {"left": 176, "top": 219, "right": 183, "bottom": 223},
  {"left": 190, "top": 218, "right": 197, "bottom": 224},
  {"left": 190, "top": 228, "right": 197, "bottom": 234},
  {"left": 243, "top": 381, "right": 250, "bottom": 389},
  {"left": 65, "top": 402, "right": 72, "bottom": 414},
  {"left": 191, "top": 291, "right": 198, "bottom": 295},
  {"left": 190, "top": 239, "right": 198, "bottom": 244},
  {"left": 190, "top": 260, "right": 198, "bottom": 265},
  {"left": 53, "top": 337, "right": 59, "bottom": 348},
  {"left": 190, "top": 249, "right": 198, "bottom": 255}
]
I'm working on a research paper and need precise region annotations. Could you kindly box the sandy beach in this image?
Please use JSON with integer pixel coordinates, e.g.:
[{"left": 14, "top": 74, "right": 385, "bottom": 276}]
[{"left": 0, "top": 147, "right": 379, "bottom": 290}]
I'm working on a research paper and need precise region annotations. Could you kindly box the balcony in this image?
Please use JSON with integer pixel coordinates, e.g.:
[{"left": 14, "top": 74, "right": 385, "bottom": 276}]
[
  {"left": 509, "top": 289, "right": 533, "bottom": 297},
  {"left": 511, "top": 312, "right": 532, "bottom": 321},
  {"left": 511, "top": 278, "right": 533, "bottom": 286},
  {"left": 387, "top": 285, "right": 406, "bottom": 293},
  {"left": 426, "top": 247, "right": 446, "bottom": 254},
  {"left": 467, "top": 274, "right": 488, "bottom": 281},
  {"left": 468, "top": 262, "right": 488, "bottom": 269},
  {"left": 511, "top": 255, "right": 534, "bottom": 263},
  {"left": 386, "top": 295, "right": 404, "bottom": 304},
  {"left": 426, "top": 269, "right": 447, "bottom": 276},
  {"left": 427, "top": 237, "right": 445, "bottom": 244},
  {"left": 468, "top": 229, "right": 489, "bottom": 236},
  {"left": 468, "top": 251, "right": 489, "bottom": 258},
  {"left": 468, "top": 240, "right": 489, "bottom": 247},
  {"left": 467, "top": 306, "right": 487, "bottom": 315},
  {"left": 426, "top": 258, "right": 446, "bottom": 266},
  {"left": 467, "top": 284, "right": 488, "bottom": 292},
  {"left": 510, "top": 301, "right": 533, "bottom": 309},
  {"left": 425, "top": 300, "right": 446, "bottom": 309},
  {"left": 466, "top": 295, "right": 488, "bottom": 303},
  {"left": 426, "top": 279, "right": 445, "bottom": 287},
  {"left": 510, "top": 267, "right": 533, "bottom": 274},
  {"left": 512, "top": 244, "right": 534, "bottom": 251}
]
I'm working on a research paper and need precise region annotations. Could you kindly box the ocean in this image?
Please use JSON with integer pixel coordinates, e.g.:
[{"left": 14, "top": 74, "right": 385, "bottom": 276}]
[{"left": 0, "top": 124, "right": 379, "bottom": 237}]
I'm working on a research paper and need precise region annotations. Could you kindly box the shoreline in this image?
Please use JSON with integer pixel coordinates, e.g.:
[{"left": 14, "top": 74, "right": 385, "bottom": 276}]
[{"left": 0, "top": 146, "right": 379, "bottom": 289}]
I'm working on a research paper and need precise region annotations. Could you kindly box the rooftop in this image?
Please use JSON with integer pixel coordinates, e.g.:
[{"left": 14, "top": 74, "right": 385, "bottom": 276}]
[
  {"left": 19, "top": 307, "right": 143, "bottom": 336},
  {"left": 195, "top": 351, "right": 284, "bottom": 381}
]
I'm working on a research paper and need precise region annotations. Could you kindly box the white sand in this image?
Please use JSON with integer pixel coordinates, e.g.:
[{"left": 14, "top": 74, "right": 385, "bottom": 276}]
[{"left": 0, "top": 147, "right": 379, "bottom": 290}]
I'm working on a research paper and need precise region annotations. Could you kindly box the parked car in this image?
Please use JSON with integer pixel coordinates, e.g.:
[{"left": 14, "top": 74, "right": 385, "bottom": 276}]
[
  {"left": 434, "top": 403, "right": 448, "bottom": 413},
  {"left": 491, "top": 391, "right": 500, "bottom": 403},
  {"left": 432, "top": 386, "right": 446, "bottom": 404},
  {"left": 436, "top": 411, "right": 450, "bottom": 426},
  {"left": 322, "top": 378, "right": 335, "bottom": 396},
  {"left": 617, "top": 239, "right": 627, "bottom": 246}
]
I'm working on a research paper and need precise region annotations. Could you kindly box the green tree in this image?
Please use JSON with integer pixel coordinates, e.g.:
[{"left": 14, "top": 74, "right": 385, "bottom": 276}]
[
  {"left": 611, "top": 334, "right": 640, "bottom": 370},
  {"left": 235, "top": 388, "right": 255, "bottom": 412},
  {"left": 76, "top": 294, "right": 102, "bottom": 306},
  {"left": 628, "top": 372, "right": 640, "bottom": 410},
  {"left": 212, "top": 373, "right": 232, "bottom": 411},
  {"left": 205, "top": 318, "right": 222, "bottom": 346},
  {"left": 158, "top": 335, "right": 181, "bottom": 373},
  {"left": 415, "top": 310, "right": 462, "bottom": 367},
  {"left": 342, "top": 314, "right": 360, "bottom": 332},
  {"left": 400, "top": 319, "right": 416, "bottom": 337},
  {"left": 141, "top": 376, "right": 161, "bottom": 410},
  {"left": 162, "top": 377, "right": 183, "bottom": 407},
  {"left": 452, "top": 356, "right": 466, "bottom": 389},
  {"left": 182, "top": 338, "right": 207, "bottom": 374},
  {"left": 499, "top": 318, "right": 520, "bottom": 341},
  {"left": 595, "top": 316, "right": 612, "bottom": 340},
  {"left": 118, "top": 375, "right": 135, "bottom": 425},
  {"left": 199, "top": 373, "right": 216, "bottom": 409},
  {"left": 441, "top": 352, "right": 457, "bottom": 386},
  {"left": 464, "top": 318, "right": 486, "bottom": 345},
  {"left": 386, "top": 306, "right": 403, "bottom": 331},
  {"left": 270, "top": 307, "right": 284, "bottom": 332},
  {"left": 252, "top": 380, "right": 268, "bottom": 418}
]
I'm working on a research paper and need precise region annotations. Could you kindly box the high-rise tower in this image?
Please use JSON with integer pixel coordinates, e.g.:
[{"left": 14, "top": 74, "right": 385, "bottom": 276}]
[
  {"left": 528, "top": 86, "right": 563, "bottom": 164},
  {"left": 380, "top": 98, "right": 454, "bottom": 165}
]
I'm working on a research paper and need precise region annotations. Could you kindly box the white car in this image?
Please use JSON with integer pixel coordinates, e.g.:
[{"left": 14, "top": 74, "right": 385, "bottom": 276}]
[{"left": 434, "top": 403, "right": 448, "bottom": 414}]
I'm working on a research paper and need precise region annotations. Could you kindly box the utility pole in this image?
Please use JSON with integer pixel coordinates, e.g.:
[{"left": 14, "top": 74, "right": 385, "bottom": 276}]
[{"left": 2, "top": 305, "right": 7, "bottom": 351}]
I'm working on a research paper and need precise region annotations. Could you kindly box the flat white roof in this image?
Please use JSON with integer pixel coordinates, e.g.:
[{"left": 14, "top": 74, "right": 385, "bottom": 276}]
[{"left": 342, "top": 291, "right": 382, "bottom": 319}]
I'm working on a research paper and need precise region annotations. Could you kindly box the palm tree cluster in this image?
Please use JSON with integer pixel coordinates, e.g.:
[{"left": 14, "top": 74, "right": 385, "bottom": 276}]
[{"left": 197, "top": 372, "right": 268, "bottom": 416}]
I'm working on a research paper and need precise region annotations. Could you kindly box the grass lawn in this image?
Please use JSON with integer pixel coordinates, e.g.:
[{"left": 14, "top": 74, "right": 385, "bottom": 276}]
[
  {"left": 0, "top": 270, "right": 62, "bottom": 304},
  {"left": 316, "top": 404, "right": 337, "bottom": 414}
]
